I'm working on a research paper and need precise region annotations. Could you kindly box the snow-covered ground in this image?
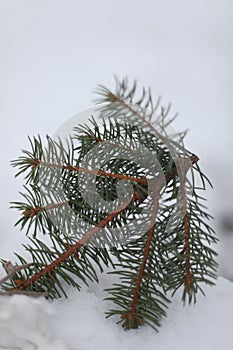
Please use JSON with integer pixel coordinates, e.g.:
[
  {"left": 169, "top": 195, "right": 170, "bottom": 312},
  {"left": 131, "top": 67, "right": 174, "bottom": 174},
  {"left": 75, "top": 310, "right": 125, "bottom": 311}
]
[
  {"left": 0, "top": 276, "right": 232, "bottom": 350},
  {"left": 0, "top": 0, "right": 233, "bottom": 349}
]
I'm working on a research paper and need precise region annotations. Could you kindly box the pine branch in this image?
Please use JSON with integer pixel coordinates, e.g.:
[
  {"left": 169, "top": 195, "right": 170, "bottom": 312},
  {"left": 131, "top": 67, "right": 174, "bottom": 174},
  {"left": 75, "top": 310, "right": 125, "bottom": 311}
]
[
  {"left": 32, "top": 160, "right": 148, "bottom": 185},
  {"left": 0, "top": 261, "right": 49, "bottom": 297},
  {"left": 3, "top": 148, "right": 197, "bottom": 301},
  {"left": 1, "top": 77, "right": 217, "bottom": 332},
  {"left": 95, "top": 78, "right": 185, "bottom": 154},
  {"left": 119, "top": 179, "right": 163, "bottom": 329},
  {"left": 6, "top": 191, "right": 145, "bottom": 294}
]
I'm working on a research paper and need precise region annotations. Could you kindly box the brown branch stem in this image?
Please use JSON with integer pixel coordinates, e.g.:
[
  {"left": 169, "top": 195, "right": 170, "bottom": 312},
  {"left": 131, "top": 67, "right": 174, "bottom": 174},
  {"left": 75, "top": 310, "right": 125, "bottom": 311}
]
[
  {"left": 14, "top": 193, "right": 139, "bottom": 291},
  {"left": 0, "top": 290, "right": 49, "bottom": 297},
  {"left": 36, "top": 161, "right": 148, "bottom": 186},
  {"left": 24, "top": 154, "right": 198, "bottom": 219},
  {"left": 108, "top": 93, "right": 169, "bottom": 145},
  {"left": 0, "top": 262, "right": 48, "bottom": 297},
  {"left": 180, "top": 180, "right": 192, "bottom": 292},
  {"left": 106, "top": 95, "right": 198, "bottom": 295},
  {"left": 23, "top": 201, "right": 70, "bottom": 217},
  {"left": 15, "top": 149, "right": 198, "bottom": 294},
  {"left": 0, "top": 262, "right": 39, "bottom": 286},
  {"left": 122, "top": 179, "right": 163, "bottom": 328}
]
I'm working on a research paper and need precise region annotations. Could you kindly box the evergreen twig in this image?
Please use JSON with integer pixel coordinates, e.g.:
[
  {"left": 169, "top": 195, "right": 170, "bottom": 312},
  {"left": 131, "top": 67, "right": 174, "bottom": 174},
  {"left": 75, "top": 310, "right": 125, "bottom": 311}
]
[{"left": 0, "top": 77, "right": 217, "bottom": 331}]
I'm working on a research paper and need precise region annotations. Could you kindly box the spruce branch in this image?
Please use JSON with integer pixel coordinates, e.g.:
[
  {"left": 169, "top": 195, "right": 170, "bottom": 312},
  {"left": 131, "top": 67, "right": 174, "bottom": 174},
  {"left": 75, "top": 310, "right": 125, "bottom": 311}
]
[
  {"left": 30, "top": 160, "right": 148, "bottom": 185},
  {"left": 1, "top": 77, "right": 217, "bottom": 331},
  {"left": 0, "top": 261, "right": 49, "bottom": 297},
  {"left": 12, "top": 192, "right": 141, "bottom": 293},
  {"left": 118, "top": 178, "right": 165, "bottom": 330}
]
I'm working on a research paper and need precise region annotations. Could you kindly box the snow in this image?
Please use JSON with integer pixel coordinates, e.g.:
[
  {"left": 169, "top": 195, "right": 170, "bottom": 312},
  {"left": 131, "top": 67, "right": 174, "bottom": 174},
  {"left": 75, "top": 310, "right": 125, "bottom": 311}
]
[
  {"left": 0, "top": 277, "right": 232, "bottom": 350},
  {"left": 0, "top": 295, "right": 68, "bottom": 349},
  {"left": 49, "top": 276, "right": 233, "bottom": 350},
  {"left": 0, "top": 0, "right": 233, "bottom": 349}
]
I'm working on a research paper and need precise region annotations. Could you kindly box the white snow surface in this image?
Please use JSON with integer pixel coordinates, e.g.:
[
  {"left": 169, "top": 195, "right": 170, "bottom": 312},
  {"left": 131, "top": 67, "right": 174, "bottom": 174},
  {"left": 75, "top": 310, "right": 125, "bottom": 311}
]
[
  {"left": 0, "top": 277, "right": 232, "bottom": 350},
  {"left": 0, "top": 295, "right": 67, "bottom": 350}
]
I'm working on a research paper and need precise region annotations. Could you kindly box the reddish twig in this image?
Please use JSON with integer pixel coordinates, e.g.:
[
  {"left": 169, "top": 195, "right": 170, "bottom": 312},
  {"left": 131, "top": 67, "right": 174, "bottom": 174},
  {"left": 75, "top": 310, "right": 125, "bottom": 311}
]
[
  {"left": 0, "top": 290, "right": 49, "bottom": 297},
  {"left": 0, "top": 261, "right": 48, "bottom": 297},
  {"left": 14, "top": 193, "right": 140, "bottom": 291},
  {"left": 23, "top": 201, "right": 70, "bottom": 217},
  {"left": 23, "top": 155, "right": 198, "bottom": 219},
  {"left": 121, "top": 178, "right": 163, "bottom": 328},
  {"left": 14, "top": 153, "right": 198, "bottom": 294},
  {"left": 183, "top": 212, "right": 192, "bottom": 292},
  {"left": 33, "top": 160, "right": 148, "bottom": 186}
]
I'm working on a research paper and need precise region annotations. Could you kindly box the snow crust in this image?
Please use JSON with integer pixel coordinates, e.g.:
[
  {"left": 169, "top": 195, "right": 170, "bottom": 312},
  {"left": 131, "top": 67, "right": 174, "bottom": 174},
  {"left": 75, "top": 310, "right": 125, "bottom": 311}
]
[
  {"left": 0, "top": 277, "right": 232, "bottom": 350},
  {"left": 0, "top": 295, "right": 68, "bottom": 350}
]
